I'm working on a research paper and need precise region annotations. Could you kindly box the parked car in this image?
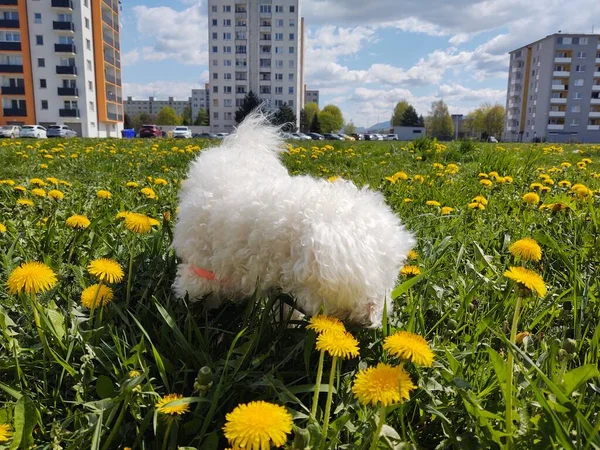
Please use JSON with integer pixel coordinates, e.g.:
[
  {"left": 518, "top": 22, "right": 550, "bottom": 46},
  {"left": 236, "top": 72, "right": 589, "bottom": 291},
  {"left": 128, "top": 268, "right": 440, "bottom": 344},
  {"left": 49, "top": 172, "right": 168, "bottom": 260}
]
[
  {"left": 172, "top": 126, "right": 192, "bottom": 138},
  {"left": 385, "top": 134, "right": 399, "bottom": 141},
  {"left": 339, "top": 133, "right": 355, "bottom": 141},
  {"left": 196, "top": 132, "right": 218, "bottom": 139},
  {"left": 363, "top": 134, "right": 375, "bottom": 141},
  {"left": 488, "top": 136, "right": 498, "bottom": 143},
  {"left": 292, "top": 132, "right": 312, "bottom": 140},
  {"left": 139, "top": 125, "right": 162, "bottom": 138},
  {"left": 280, "top": 132, "right": 301, "bottom": 140},
  {"left": 20, "top": 125, "right": 47, "bottom": 139},
  {"left": 47, "top": 125, "right": 77, "bottom": 138},
  {"left": 323, "top": 133, "right": 344, "bottom": 140},
  {"left": 0, "top": 125, "right": 21, "bottom": 138},
  {"left": 308, "top": 133, "right": 324, "bottom": 140},
  {"left": 215, "top": 133, "right": 229, "bottom": 139}
]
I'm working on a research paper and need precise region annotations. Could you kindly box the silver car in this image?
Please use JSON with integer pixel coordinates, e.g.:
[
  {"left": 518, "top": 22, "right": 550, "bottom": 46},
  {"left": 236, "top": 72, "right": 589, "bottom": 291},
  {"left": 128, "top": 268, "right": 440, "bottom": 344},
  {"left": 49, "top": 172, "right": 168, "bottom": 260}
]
[
  {"left": 0, "top": 125, "right": 21, "bottom": 138},
  {"left": 46, "top": 125, "right": 77, "bottom": 138},
  {"left": 20, "top": 125, "right": 47, "bottom": 139}
]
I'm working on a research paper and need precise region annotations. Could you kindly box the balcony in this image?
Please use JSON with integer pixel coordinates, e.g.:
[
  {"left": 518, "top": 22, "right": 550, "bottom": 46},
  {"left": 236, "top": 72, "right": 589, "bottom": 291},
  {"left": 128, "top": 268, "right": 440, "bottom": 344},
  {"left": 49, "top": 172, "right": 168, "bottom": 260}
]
[
  {"left": 554, "top": 57, "right": 572, "bottom": 63},
  {"left": 59, "top": 108, "right": 79, "bottom": 117},
  {"left": 235, "top": 11, "right": 247, "bottom": 18},
  {"left": 553, "top": 70, "right": 570, "bottom": 77},
  {"left": 590, "top": 112, "right": 600, "bottom": 118},
  {"left": 588, "top": 125, "right": 600, "bottom": 130},
  {"left": 57, "top": 87, "right": 78, "bottom": 96},
  {"left": 107, "top": 112, "right": 118, "bottom": 120},
  {"left": 594, "top": 71, "right": 600, "bottom": 78},
  {"left": 54, "top": 43, "right": 76, "bottom": 53},
  {"left": 549, "top": 111, "right": 566, "bottom": 117},
  {"left": 596, "top": 58, "right": 600, "bottom": 64},
  {"left": 3, "top": 108, "right": 25, "bottom": 116},
  {"left": 551, "top": 84, "right": 566, "bottom": 90},
  {"left": 0, "top": 64, "right": 21, "bottom": 73},
  {"left": 51, "top": 0, "right": 73, "bottom": 8},
  {"left": 547, "top": 124, "right": 565, "bottom": 130},
  {"left": 550, "top": 97, "right": 567, "bottom": 104},
  {"left": 591, "top": 98, "right": 600, "bottom": 105},
  {"left": 1, "top": 85, "right": 24, "bottom": 95},
  {"left": 0, "top": 41, "right": 21, "bottom": 51},
  {"left": 0, "top": 19, "right": 19, "bottom": 28},
  {"left": 53, "top": 21, "right": 75, "bottom": 32},
  {"left": 0, "top": 0, "right": 18, "bottom": 4},
  {"left": 56, "top": 65, "right": 77, "bottom": 75},
  {"left": 593, "top": 85, "right": 600, "bottom": 91}
]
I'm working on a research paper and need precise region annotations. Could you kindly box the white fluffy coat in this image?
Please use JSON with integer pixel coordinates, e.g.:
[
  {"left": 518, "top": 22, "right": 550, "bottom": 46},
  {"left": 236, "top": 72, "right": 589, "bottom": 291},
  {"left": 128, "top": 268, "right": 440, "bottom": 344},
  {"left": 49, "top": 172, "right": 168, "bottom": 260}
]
[{"left": 172, "top": 115, "right": 415, "bottom": 327}]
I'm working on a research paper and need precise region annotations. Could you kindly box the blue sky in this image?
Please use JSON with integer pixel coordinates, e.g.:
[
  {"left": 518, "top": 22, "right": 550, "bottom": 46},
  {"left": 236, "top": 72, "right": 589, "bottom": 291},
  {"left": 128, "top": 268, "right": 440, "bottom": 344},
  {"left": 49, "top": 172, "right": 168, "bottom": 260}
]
[{"left": 120, "top": 0, "right": 600, "bottom": 127}]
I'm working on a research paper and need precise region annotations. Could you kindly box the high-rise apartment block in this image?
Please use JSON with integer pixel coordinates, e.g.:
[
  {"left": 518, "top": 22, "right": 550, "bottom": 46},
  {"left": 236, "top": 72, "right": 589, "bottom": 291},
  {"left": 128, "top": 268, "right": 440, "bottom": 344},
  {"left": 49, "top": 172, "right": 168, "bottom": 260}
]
[
  {"left": 191, "top": 85, "right": 209, "bottom": 120},
  {"left": 304, "top": 87, "right": 318, "bottom": 106},
  {"left": 125, "top": 96, "right": 192, "bottom": 117},
  {"left": 505, "top": 33, "right": 600, "bottom": 143},
  {"left": 0, "top": 0, "right": 123, "bottom": 137},
  {"left": 208, "top": 0, "right": 303, "bottom": 132}
]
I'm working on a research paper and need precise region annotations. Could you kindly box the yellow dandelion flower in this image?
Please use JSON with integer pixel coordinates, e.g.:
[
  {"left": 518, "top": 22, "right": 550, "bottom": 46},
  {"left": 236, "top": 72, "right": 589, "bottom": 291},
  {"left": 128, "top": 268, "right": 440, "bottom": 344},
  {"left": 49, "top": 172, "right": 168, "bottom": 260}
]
[
  {"left": 80, "top": 284, "right": 114, "bottom": 309},
  {"left": 17, "top": 199, "right": 34, "bottom": 207},
  {"left": 115, "top": 211, "right": 130, "bottom": 220},
  {"left": 128, "top": 370, "right": 141, "bottom": 378},
  {"left": 404, "top": 198, "right": 412, "bottom": 203},
  {"left": 124, "top": 212, "right": 152, "bottom": 234},
  {"left": 29, "top": 178, "right": 46, "bottom": 186},
  {"left": 479, "top": 173, "right": 489, "bottom": 178},
  {"left": 125, "top": 181, "right": 139, "bottom": 188},
  {"left": 577, "top": 162, "right": 586, "bottom": 169},
  {"left": 155, "top": 393, "right": 190, "bottom": 416},
  {"left": 504, "top": 176, "right": 514, "bottom": 183},
  {"left": 0, "top": 223, "right": 6, "bottom": 233},
  {"left": 306, "top": 315, "right": 346, "bottom": 334},
  {"left": 489, "top": 171, "right": 499, "bottom": 178},
  {"left": 46, "top": 177, "right": 59, "bottom": 185},
  {"left": 153, "top": 178, "right": 168, "bottom": 185},
  {"left": 540, "top": 186, "right": 551, "bottom": 193},
  {"left": 383, "top": 330, "right": 435, "bottom": 367},
  {"left": 504, "top": 266, "right": 547, "bottom": 297},
  {"left": 31, "top": 188, "right": 46, "bottom": 197},
  {"left": 558, "top": 180, "right": 571, "bottom": 187},
  {"left": 480, "top": 179, "right": 493, "bottom": 187},
  {"left": 407, "top": 250, "right": 418, "bottom": 261},
  {"left": 352, "top": 363, "right": 416, "bottom": 407},
  {"left": 315, "top": 329, "right": 360, "bottom": 359},
  {"left": 149, "top": 218, "right": 160, "bottom": 227},
  {"left": 0, "top": 424, "right": 12, "bottom": 443},
  {"left": 509, "top": 238, "right": 542, "bottom": 262},
  {"left": 223, "top": 401, "right": 293, "bottom": 450},
  {"left": 530, "top": 182, "right": 543, "bottom": 191},
  {"left": 472, "top": 195, "right": 488, "bottom": 205},
  {"left": 140, "top": 187, "right": 157, "bottom": 199},
  {"left": 441, "top": 206, "right": 454, "bottom": 215},
  {"left": 401, "top": 265, "right": 421, "bottom": 276},
  {"left": 561, "top": 162, "right": 572, "bottom": 168},
  {"left": 515, "top": 331, "right": 530, "bottom": 345},
  {"left": 14, "top": 185, "right": 26, "bottom": 192},
  {"left": 426, "top": 200, "right": 441, "bottom": 207},
  {"left": 581, "top": 158, "right": 592, "bottom": 164},
  {"left": 522, "top": 192, "right": 540, "bottom": 204},
  {"left": 6, "top": 261, "right": 58, "bottom": 295},
  {"left": 48, "top": 189, "right": 64, "bottom": 200},
  {"left": 542, "top": 178, "right": 554, "bottom": 186},
  {"left": 66, "top": 215, "right": 91, "bottom": 229},
  {"left": 87, "top": 258, "right": 124, "bottom": 283},
  {"left": 96, "top": 190, "right": 112, "bottom": 199}
]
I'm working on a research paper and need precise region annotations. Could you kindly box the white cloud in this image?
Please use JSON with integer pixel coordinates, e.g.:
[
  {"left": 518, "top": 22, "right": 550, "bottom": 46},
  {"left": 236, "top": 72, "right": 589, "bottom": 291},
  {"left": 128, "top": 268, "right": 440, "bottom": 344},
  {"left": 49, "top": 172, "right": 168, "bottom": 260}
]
[{"left": 122, "top": 49, "right": 140, "bottom": 66}]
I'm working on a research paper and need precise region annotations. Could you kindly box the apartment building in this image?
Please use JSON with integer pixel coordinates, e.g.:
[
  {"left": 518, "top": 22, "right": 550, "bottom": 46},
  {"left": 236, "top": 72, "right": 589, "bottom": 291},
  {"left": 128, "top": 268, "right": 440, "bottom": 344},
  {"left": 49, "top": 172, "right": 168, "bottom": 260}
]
[
  {"left": 0, "top": 0, "right": 123, "bottom": 137},
  {"left": 191, "top": 85, "right": 209, "bottom": 120},
  {"left": 124, "top": 96, "right": 191, "bottom": 117},
  {"left": 505, "top": 33, "right": 600, "bottom": 143},
  {"left": 304, "top": 87, "right": 318, "bottom": 106},
  {"left": 208, "top": 0, "right": 303, "bottom": 132}
]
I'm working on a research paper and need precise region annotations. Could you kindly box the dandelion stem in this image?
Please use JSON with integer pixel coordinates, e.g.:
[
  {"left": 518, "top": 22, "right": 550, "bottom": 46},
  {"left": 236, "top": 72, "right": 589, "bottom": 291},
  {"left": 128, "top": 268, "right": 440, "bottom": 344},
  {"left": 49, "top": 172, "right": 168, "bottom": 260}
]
[
  {"left": 505, "top": 295, "right": 523, "bottom": 449},
  {"left": 319, "top": 356, "right": 337, "bottom": 449},
  {"left": 310, "top": 350, "right": 325, "bottom": 420},
  {"left": 161, "top": 419, "right": 174, "bottom": 450},
  {"left": 126, "top": 242, "right": 135, "bottom": 306},
  {"left": 369, "top": 407, "right": 387, "bottom": 450},
  {"left": 100, "top": 394, "right": 130, "bottom": 450}
]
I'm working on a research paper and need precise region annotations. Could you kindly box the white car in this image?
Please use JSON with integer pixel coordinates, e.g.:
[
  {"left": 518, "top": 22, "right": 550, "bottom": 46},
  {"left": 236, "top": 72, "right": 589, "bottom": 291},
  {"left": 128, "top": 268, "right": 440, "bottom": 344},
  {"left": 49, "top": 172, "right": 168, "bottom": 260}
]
[
  {"left": 293, "top": 132, "right": 312, "bottom": 140},
  {"left": 172, "top": 126, "right": 192, "bottom": 139},
  {"left": 0, "top": 125, "right": 21, "bottom": 138},
  {"left": 20, "top": 125, "right": 47, "bottom": 139},
  {"left": 215, "top": 132, "right": 229, "bottom": 139}
]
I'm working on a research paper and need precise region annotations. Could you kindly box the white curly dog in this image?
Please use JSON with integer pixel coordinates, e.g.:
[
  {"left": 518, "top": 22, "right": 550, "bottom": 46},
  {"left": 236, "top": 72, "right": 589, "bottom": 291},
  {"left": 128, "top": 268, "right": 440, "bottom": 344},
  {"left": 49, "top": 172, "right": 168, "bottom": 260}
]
[{"left": 172, "top": 114, "right": 415, "bottom": 327}]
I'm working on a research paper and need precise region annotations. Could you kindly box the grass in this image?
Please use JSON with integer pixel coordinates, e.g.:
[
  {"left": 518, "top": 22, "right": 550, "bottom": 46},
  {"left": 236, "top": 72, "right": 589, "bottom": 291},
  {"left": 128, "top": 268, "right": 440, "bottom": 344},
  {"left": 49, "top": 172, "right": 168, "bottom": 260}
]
[{"left": 1, "top": 137, "right": 600, "bottom": 449}]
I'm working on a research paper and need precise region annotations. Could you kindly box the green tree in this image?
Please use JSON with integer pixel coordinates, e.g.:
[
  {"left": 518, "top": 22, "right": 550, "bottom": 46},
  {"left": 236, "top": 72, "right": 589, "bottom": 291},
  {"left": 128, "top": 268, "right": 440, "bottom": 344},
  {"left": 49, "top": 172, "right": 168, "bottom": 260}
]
[
  {"left": 304, "top": 102, "right": 319, "bottom": 129},
  {"left": 235, "top": 91, "right": 261, "bottom": 124},
  {"left": 194, "top": 108, "right": 209, "bottom": 126},
  {"left": 273, "top": 103, "right": 297, "bottom": 132},
  {"left": 181, "top": 105, "right": 193, "bottom": 126},
  {"left": 343, "top": 121, "right": 356, "bottom": 135},
  {"left": 464, "top": 103, "right": 505, "bottom": 140},
  {"left": 130, "top": 112, "right": 155, "bottom": 132},
  {"left": 318, "top": 105, "right": 344, "bottom": 133},
  {"left": 418, "top": 114, "right": 425, "bottom": 127},
  {"left": 299, "top": 109, "right": 309, "bottom": 134},
  {"left": 124, "top": 113, "right": 132, "bottom": 129},
  {"left": 391, "top": 100, "right": 410, "bottom": 127},
  {"left": 426, "top": 100, "right": 454, "bottom": 140},
  {"left": 310, "top": 113, "right": 321, "bottom": 133},
  {"left": 156, "top": 106, "right": 181, "bottom": 126},
  {"left": 483, "top": 104, "right": 505, "bottom": 139},
  {"left": 400, "top": 105, "right": 420, "bottom": 127}
]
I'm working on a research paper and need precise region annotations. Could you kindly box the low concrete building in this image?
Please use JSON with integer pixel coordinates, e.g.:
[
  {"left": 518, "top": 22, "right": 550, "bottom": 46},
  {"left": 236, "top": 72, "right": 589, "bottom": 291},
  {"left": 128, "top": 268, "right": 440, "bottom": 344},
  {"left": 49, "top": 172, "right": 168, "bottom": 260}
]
[
  {"left": 393, "top": 126, "right": 426, "bottom": 140},
  {"left": 124, "top": 96, "right": 191, "bottom": 117}
]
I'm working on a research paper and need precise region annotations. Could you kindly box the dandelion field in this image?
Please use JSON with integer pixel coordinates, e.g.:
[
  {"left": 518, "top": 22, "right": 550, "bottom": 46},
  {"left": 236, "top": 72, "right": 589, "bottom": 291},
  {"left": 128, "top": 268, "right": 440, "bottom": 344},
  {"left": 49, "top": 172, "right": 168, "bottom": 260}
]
[{"left": 1, "top": 137, "right": 600, "bottom": 449}]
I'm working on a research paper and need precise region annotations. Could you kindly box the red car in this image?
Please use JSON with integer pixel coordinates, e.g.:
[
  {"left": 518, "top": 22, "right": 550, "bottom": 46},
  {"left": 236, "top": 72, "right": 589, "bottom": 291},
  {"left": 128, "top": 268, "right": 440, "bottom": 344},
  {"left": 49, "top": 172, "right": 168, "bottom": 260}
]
[{"left": 139, "top": 124, "right": 163, "bottom": 138}]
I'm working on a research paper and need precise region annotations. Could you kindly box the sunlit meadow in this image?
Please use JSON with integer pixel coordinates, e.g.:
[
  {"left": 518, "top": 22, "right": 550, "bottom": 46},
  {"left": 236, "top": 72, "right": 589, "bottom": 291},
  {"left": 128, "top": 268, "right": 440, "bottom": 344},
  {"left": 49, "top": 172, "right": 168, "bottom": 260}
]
[{"left": 1, "top": 136, "right": 600, "bottom": 449}]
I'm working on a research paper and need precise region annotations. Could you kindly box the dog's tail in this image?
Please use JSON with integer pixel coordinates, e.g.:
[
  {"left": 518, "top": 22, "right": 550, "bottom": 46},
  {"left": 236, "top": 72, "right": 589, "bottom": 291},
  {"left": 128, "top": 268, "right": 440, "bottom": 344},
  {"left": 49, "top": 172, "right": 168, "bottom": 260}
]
[{"left": 223, "top": 111, "right": 286, "bottom": 154}]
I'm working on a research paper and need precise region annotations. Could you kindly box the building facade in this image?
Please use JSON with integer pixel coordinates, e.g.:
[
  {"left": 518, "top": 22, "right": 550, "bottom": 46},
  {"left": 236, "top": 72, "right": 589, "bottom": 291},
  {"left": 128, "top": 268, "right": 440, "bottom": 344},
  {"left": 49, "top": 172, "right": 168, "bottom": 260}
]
[
  {"left": 208, "top": 0, "right": 302, "bottom": 132},
  {"left": 191, "top": 85, "right": 209, "bottom": 120},
  {"left": 0, "top": 0, "right": 123, "bottom": 137},
  {"left": 124, "top": 96, "right": 192, "bottom": 117},
  {"left": 304, "top": 87, "right": 318, "bottom": 106},
  {"left": 505, "top": 33, "right": 600, "bottom": 143}
]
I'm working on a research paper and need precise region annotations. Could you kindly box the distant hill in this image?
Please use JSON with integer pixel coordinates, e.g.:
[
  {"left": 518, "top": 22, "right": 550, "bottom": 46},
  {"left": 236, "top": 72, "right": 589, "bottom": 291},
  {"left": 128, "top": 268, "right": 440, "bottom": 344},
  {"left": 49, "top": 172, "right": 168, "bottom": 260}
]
[{"left": 356, "top": 120, "right": 391, "bottom": 133}]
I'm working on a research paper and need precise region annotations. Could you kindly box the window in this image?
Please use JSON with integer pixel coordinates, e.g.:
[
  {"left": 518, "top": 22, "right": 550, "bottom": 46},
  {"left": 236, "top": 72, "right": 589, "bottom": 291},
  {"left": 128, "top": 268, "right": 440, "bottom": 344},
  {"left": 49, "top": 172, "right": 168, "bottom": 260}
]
[
  {"left": 212, "top": 5, "right": 217, "bottom": 12},
  {"left": 213, "top": 99, "right": 219, "bottom": 107},
  {"left": 224, "top": 86, "right": 232, "bottom": 93},
  {"left": 289, "top": 19, "right": 295, "bottom": 27},
  {"left": 557, "top": 37, "right": 572, "bottom": 45},
  {"left": 223, "top": 19, "right": 231, "bottom": 26},
  {"left": 224, "top": 73, "right": 232, "bottom": 80},
  {"left": 276, "top": 60, "right": 283, "bottom": 68},
  {"left": 574, "top": 79, "right": 584, "bottom": 86},
  {"left": 2, "top": 11, "right": 17, "bottom": 20},
  {"left": 289, "top": 33, "right": 295, "bottom": 40},
  {"left": 0, "top": 31, "right": 20, "bottom": 42},
  {"left": 212, "top": 59, "right": 218, "bottom": 66},
  {"left": 224, "top": 99, "right": 232, "bottom": 107},
  {"left": 236, "top": 98, "right": 244, "bottom": 107},
  {"left": 571, "top": 105, "right": 581, "bottom": 113},
  {"left": 212, "top": 72, "right": 218, "bottom": 79},
  {"left": 576, "top": 65, "right": 586, "bottom": 72},
  {"left": 276, "top": 19, "right": 283, "bottom": 27},
  {"left": 89, "top": 101, "right": 95, "bottom": 111},
  {"left": 35, "top": 35, "right": 43, "bottom": 45},
  {"left": 212, "top": 19, "right": 218, "bottom": 26},
  {"left": 213, "top": 112, "right": 219, "bottom": 119},
  {"left": 87, "top": 60, "right": 92, "bottom": 70},
  {"left": 577, "top": 51, "right": 587, "bottom": 58},
  {"left": 275, "top": 46, "right": 282, "bottom": 54},
  {"left": 574, "top": 92, "right": 583, "bottom": 99},
  {"left": 275, "top": 5, "right": 283, "bottom": 12},
  {"left": 40, "top": 79, "right": 46, "bottom": 88},
  {"left": 579, "top": 37, "right": 589, "bottom": 45},
  {"left": 64, "top": 100, "right": 78, "bottom": 109},
  {"left": 259, "top": 5, "right": 271, "bottom": 13},
  {"left": 212, "top": 46, "right": 218, "bottom": 53},
  {"left": 213, "top": 86, "right": 218, "bottom": 93},
  {"left": 289, "top": 46, "right": 294, "bottom": 54},
  {"left": 288, "top": 73, "right": 294, "bottom": 80},
  {"left": 288, "top": 59, "right": 294, "bottom": 67},
  {"left": 224, "top": 59, "right": 232, "bottom": 66},
  {"left": 260, "top": 86, "right": 271, "bottom": 94},
  {"left": 85, "top": 18, "right": 90, "bottom": 29},
  {"left": 570, "top": 118, "right": 580, "bottom": 126},
  {"left": 275, "top": 73, "right": 283, "bottom": 80},
  {"left": 84, "top": 0, "right": 88, "bottom": 7},
  {"left": 224, "top": 32, "right": 231, "bottom": 40},
  {"left": 37, "top": 58, "right": 45, "bottom": 67},
  {"left": 34, "top": 13, "right": 41, "bottom": 23},
  {"left": 275, "top": 86, "right": 282, "bottom": 94},
  {"left": 225, "top": 112, "right": 233, "bottom": 120},
  {"left": 235, "top": 45, "right": 246, "bottom": 53},
  {"left": 88, "top": 81, "right": 93, "bottom": 91},
  {"left": 212, "top": 32, "right": 218, "bottom": 39},
  {"left": 223, "top": 5, "right": 231, "bottom": 12},
  {"left": 223, "top": 46, "right": 232, "bottom": 53},
  {"left": 290, "top": 6, "right": 295, "bottom": 12},
  {"left": 288, "top": 87, "right": 294, "bottom": 94},
  {"left": 289, "top": 100, "right": 294, "bottom": 107},
  {"left": 41, "top": 100, "right": 48, "bottom": 109},
  {"left": 275, "top": 33, "right": 283, "bottom": 40},
  {"left": 236, "top": 85, "right": 246, "bottom": 94},
  {"left": 86, "top": 39, "right": 91, "bottom": 50}
]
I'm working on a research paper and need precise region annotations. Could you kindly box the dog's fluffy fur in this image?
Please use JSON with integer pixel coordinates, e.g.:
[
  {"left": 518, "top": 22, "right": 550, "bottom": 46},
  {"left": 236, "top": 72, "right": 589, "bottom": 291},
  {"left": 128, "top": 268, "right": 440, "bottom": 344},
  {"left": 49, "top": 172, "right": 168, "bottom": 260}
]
[{"left": 172, "top": 114, "right": 415, "bottom": 327}]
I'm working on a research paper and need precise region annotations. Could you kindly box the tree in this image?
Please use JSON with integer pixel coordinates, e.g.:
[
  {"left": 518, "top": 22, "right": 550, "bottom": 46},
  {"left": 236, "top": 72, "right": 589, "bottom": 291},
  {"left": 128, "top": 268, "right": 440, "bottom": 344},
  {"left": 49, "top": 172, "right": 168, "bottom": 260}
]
[
  {"left": 235, "top": 91, "right": 261, "bottom": 124},
  {"left": 124, "top": 113, "right": 133, "bottom": 129},
  {"left": 391, "top": 100, "right": 410, "bottom": 127},
  {"left": 464, "top": 103, "right": 505, "bottom": 140},
  {"left": 181, "top": 105, "right": 193, "bottom": 126},
  {"left": 156, "top": 107, "right": 181, "bottom": 126},
  {"left": 318, "top": 105, "right": 344, "bottom": 133},
  {"left": 418, "top": 115, "right": 425, "bottom": 127},
  {"left": 426, "top": 100, "right": 454, "bottom": 140},
  {"left": 482, "top": 104, "right": 505, "bottom": 139},
  {"left": 299, "top": 109, "right": 309, "bottom": 134},
  {"left": 273, "top": 103, "right": 297, "bottom": 132},
  {"left": 130, "top": 112, "right": 154, "bottom": 132},
  {"left": 400, "top": 105, "right": 420, "bottom": 127},
  {"left": 194, "top": 108, "right": 209, "bottom": 126},
  {"left": 343, "top": 121, "right": 356, "bottom": 135},
  {"left": 304, "top": 102, "right": 319, "bottom": 129},
  {"left": 310, "top": 113, "right": 321, "bottom": 133}
]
